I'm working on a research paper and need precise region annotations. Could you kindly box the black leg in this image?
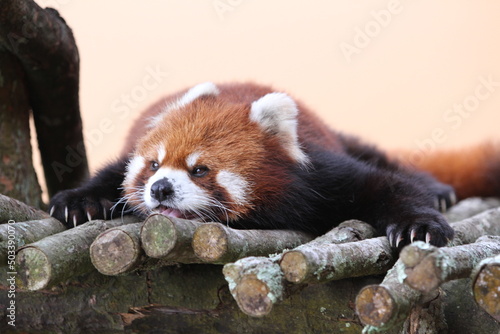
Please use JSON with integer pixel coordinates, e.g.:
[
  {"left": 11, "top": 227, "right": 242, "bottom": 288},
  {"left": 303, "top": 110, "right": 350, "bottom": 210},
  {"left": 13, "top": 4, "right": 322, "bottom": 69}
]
[{"left": 48, "top": 158, "right": 129, "bottom": 228}]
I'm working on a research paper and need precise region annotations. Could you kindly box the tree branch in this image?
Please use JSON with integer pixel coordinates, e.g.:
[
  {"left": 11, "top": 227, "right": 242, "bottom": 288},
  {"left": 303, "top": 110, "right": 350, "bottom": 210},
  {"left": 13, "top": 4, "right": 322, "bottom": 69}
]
[
  {"left": 193, "top": 223, "right": 313, "bottom": 264},
  {"left": 222, "top": 255, "right": 284, "bottom": 317},
  {"left": 90, "top": 222, "right": 177, "bottom": 275},
  {"left": 16, "top": 216, "right": 139, "bottom": 290},
  {"left": 90, "top": 223, "right": 146, "bottom": 276},
  {"left": 472, "top": 253, "right": 500, "bottom": 322},
  {"left": 355, "top": 208, "right": 500, "bottom": 331},
  {"left": 0, "top": 217, "right": 64, "bottom": 265},
  {"left": 279, "top": 220, "right": 380, "bottom": 284},
  {"left": 401, "top": 236, "right": 500, "bottom": 294},
  {"left": 278, "top": 198, "right": 498, "bottom": 286},
  {"left": 0, "top": 193, "right": 49, "bottom": 224},
  {"left": 444, "top": 197, "right": 500, "bottom": 222},
  {"left": 140, "top": 214, "right": 204, "bottom": 263},
  {"left": 222, "top": 220, "right": 375, "bottom": 316}
]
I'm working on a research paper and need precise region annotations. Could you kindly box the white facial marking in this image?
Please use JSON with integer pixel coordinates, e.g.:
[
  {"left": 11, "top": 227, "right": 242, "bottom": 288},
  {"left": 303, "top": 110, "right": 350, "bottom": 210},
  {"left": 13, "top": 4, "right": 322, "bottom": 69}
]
[
  {"left": 147, "top": 82, "right": 220, "bottom": 128},
  {"left": 250, "top": 92, "right": 309, "bottom": 166},
  {"left": 144, "top": 167, "right": 210, "bottom": 211},
  {"left": 216, "top": 170, "right": 250, "bottom": 205},
  {"left": 157, "top": 146, "right": 166, "bottom": 163},
  {"left": 186, "top": 151, "right": 202, "bottom": 169},
  {"left": 123, "top": 155, "right": 146, "bottom": 187}
]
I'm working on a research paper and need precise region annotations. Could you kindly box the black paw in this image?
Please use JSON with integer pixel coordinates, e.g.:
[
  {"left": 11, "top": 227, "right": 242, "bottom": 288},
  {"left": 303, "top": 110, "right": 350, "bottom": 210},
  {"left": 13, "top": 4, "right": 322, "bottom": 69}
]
[
  {"left": 428, "top": 182, "right": 456, "bottom": 213},
  {"left": 49, "top": 188, "right": 119, "bottom": 228},
  {"left": 386, "top": 208, "right": 454, "bottom": 250}
]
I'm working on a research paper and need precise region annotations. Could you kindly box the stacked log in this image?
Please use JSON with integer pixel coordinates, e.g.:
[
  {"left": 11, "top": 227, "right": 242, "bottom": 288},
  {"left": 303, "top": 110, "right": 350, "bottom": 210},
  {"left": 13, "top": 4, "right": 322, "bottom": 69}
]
[{"left": 2, "top": 194, "right": 500, "bottom": 333}]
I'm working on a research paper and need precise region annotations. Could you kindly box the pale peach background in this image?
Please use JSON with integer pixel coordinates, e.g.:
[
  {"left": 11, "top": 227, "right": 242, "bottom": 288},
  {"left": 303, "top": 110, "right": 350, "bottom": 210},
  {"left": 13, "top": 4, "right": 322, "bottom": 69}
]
[{"left": 32, "top": 0, "right": 500, "bottom": 199}]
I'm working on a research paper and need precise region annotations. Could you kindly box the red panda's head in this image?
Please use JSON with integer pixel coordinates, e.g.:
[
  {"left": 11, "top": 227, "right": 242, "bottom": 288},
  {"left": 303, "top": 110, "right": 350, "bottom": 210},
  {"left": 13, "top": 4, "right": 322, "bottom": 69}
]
[{"left": 121, "top": 82, "right": 309, "bottom": 223}]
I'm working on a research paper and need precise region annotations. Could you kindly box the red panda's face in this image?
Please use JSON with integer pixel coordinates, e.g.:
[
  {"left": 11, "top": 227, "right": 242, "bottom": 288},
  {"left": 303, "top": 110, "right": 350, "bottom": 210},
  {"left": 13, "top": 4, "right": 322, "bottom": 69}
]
[{"left": 121, "top": 82, "right": 309, "bottom": 223}]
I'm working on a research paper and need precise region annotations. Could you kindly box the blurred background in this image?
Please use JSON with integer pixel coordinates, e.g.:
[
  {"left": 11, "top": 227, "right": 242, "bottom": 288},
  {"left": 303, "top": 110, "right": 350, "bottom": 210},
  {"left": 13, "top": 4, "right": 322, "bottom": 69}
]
[{"left": 32, "top": 0, "right": 500, "bottom": 200}]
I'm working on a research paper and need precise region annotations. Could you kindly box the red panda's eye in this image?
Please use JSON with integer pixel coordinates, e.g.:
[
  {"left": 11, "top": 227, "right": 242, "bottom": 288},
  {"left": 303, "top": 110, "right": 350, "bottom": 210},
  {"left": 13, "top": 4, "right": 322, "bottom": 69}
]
[
  {"left": 151, "top": 161, "right": 160, "bottom": 171},
  {"left": 191, "top": 165, "right": 209, "bottom": 177}
]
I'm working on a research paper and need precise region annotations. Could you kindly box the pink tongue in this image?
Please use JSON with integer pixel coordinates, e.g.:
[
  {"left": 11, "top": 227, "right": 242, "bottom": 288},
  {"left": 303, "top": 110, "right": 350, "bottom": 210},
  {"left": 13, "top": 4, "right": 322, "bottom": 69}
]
[{"left": 161, "top": 208, "right": 183, "bottom": 218}]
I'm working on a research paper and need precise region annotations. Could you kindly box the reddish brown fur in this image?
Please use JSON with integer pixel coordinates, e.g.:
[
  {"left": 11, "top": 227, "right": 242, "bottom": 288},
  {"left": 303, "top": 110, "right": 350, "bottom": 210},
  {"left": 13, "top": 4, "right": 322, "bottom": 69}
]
[
  {"left": 125, "top": 84, "right": 316, "bottom": 219},
  {"left": 124, "top": 82, "right": 500, "bottom": 218},
  {"left": 122, "top": 83, "right": 343, "bottom": 156},
  {"left": 395, "top": 142, "right": 500, "bottom": 199}
]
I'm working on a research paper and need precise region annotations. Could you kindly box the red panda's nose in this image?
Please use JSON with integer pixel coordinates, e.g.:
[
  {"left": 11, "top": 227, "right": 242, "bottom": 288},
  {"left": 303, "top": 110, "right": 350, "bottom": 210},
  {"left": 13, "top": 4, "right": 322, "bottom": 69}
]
[{"left": 150, "top": 178, "right": 174, "bottom": 202}]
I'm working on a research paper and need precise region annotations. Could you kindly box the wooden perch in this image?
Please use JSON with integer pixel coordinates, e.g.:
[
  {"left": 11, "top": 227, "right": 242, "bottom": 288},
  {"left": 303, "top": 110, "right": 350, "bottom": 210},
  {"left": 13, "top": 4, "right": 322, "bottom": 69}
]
[
  {"left": 223, "top": 255, "right": 284, "bottom": 317},
  {"left": 0, "top": 217, "right": 65, "bottom": 266},
  {"left": 280, "top": 220, "right": 379, "bottom": 284},
  {"left": 449, "top": 207, "right": 500, "bottom": 245},
  {"left": 0, "top": 193, "right": 50, "bottom": 224},
  {"left": 90, "top": 224, "right": 176, "bottom": 275},
  {"left": 140, "top": 214, "right": 203, "bottom": 263},
  {"left": 193, "top": 223, "right": 314, "bottom": 264},
  {"left": 279, "top": 198, "right": 495, "bottom": 285},
  {"left": 0, "top": 0, "right": 88, "bottom": 196},
  {"left": 401, "top": 236, "right": 500, "bottom": 294},
  {"left": 355, "top": 208, "right": 500, "bottom": 331},
  {"left": 90, "top": 223, "right": 149, "bottom": 276},
  {"left": 472, "top": 253, "right": 500, "bottom": 322},
  {"left": 16, "top": 216, "right": 139, "bottom": 291},
  {"left": 221, "top": 220, "right": 374, "bottom": 317},
  {"left": 355, "top": 259, "right": 433, "bottom": 331},
  {"left": 444, "top": 197, "right": 500, "bottom": 222},
  {"left": 223, "top": 204, "right": 498, "bottom": 318}
]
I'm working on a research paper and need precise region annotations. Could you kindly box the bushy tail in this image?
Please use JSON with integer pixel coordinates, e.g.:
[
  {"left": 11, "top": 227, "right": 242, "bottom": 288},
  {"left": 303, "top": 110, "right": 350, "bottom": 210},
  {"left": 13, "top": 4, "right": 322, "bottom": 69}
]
[{"left": 394, "top": 142, "right": 500, "bottom": 200}]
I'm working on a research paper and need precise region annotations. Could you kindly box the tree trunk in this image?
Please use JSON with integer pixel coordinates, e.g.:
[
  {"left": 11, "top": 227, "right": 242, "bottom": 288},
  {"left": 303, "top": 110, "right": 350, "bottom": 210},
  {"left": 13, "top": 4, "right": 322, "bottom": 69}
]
[
  {"left": 0, "top": 0, "right": 89, "bottom": 198},
  {"left": 0, "top": 50, "right": 42, "bottom": 207}
]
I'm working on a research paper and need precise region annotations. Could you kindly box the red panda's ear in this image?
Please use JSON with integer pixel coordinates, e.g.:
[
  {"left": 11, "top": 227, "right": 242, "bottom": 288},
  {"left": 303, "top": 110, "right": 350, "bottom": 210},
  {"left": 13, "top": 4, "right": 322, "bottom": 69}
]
[
  {"left": 169, "top": 82, "right": 220, "bottom": 110},
  {"left": 148, "top": 82, "right": 220, "bottom": 128},
  {"left": 250, "top": 93, "right": 309, "bottom": 165}
]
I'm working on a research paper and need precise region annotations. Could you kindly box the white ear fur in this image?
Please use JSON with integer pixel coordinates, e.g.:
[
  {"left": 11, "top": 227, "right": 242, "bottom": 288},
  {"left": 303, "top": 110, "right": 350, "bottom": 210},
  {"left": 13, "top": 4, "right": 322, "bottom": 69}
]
[
  {"left": 171, "top": 82, "right": 220, "bottom": 110},
  {"left": 147, "top": 82, "right": 220, "bottom": 128},
  {"left": 250, "top": 92, "right": 309, "bottom": 165}
]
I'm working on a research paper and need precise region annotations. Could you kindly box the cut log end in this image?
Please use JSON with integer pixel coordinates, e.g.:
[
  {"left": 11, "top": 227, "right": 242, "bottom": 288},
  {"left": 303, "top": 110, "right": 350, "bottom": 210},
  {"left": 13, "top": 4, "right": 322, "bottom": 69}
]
[
  {"left": 192, "top": 223, "right": 228, "bottom": 262},
  {"left": 404, "top": 256, "right": 442, "bottom": 294},
  {"left": 140, "top": 214, "right": 177, "bottom": 258},
  {"left": 280, "top": 250, "right": 308, "bottom": 283},
  {"left": 355, "top": 285, "right": 395, "bottom": 327},
  {"left": 90, "top": 229, "right": 141, "bottom": 276},
  {"left": 16, "top": 247, "right": 51, "bottom": 291},
  {"left": 473, "top": 262, "right": 500, "bottom": 321},
  {"left": 234, "top": 274, "right": 273, "bottom": 317}
]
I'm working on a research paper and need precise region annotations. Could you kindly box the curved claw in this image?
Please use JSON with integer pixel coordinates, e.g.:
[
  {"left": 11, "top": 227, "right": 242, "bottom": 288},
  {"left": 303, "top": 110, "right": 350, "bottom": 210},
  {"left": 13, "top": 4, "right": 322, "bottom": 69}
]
[
  {"left": 395, "top": 234, "right": 403, "bottom": 248},
  {"left": 410, "top": 229, "right": 416, "bottom": 243},
  {"left": 450, "top": 191, "right": 457, "bottom": 206},
  {"left": 439, "top": 198, "right": 447, "bottom": 213}
]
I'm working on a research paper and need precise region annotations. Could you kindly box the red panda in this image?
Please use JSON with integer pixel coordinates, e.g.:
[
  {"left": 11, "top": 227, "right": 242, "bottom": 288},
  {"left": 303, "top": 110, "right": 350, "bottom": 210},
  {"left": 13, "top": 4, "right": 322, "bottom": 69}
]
[{"left": 49, "top": 82, "right": 500, "bottom": 249}]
